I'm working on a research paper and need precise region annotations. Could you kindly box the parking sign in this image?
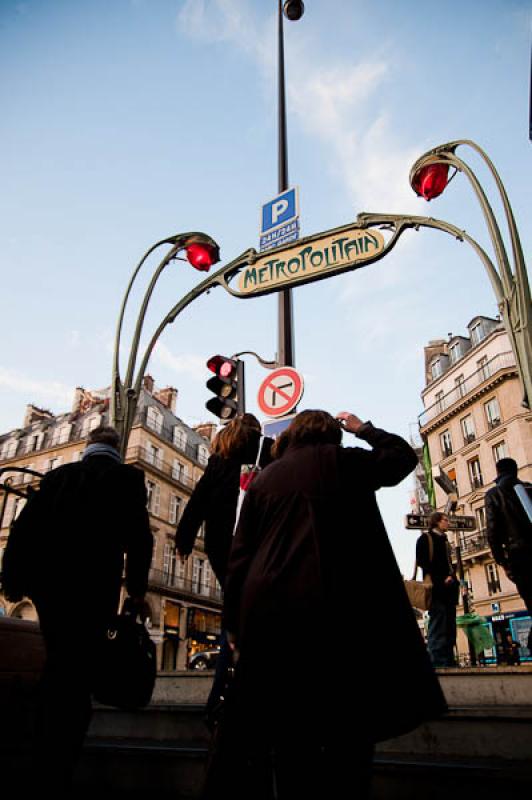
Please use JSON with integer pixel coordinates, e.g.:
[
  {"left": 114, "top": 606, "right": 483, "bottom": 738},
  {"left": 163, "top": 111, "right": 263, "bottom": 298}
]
[{"left": 260, "top": 187, "right": 300, "bottom": 252}]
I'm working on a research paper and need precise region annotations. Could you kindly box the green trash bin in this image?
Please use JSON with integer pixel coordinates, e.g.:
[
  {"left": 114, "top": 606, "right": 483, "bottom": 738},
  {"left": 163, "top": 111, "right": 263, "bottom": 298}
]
[{"left": 456, "top": 613, "right": 495, "bottom": 655}]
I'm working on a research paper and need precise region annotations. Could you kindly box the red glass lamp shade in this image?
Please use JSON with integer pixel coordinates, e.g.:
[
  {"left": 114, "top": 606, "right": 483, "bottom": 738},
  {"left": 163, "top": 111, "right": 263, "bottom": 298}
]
[
  {"left": 412, "top": 163, "right": 449, "bottom": 201},
  {"left": 185, "top": 242, "right": 218, "bottom": 272}
]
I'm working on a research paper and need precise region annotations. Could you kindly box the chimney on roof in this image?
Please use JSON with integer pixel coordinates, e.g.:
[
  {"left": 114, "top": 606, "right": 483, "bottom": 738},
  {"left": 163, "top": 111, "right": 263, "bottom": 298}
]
[
  {"left": 154, "top": 386, "right": 178, "bottom": 414},
  {"left": 23, "top": 404, "right": 55, "bottom": 428},
  {"left": 194, "top": 422, "right": 217, "bottom": 443},
  {"left": 143, "top": 375, "right": 155, "bottom": 394}
]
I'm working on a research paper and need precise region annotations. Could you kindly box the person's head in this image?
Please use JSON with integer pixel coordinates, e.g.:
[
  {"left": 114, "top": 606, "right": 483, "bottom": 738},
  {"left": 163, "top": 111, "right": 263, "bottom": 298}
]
[
  {"left": 88, "top": 425, "right": 120, "bottom": 450},
  {"left": 211, "top": 413, "right": 261, "bottom": 458},
  {"left": 495, "top": 458, "right": 518, "bottom": 479},
  {"left": 272, "top": 409, "right": 342, "bottom": 459},
  {"left": 428, "top": 511, "right": 449, "bottom": 532}
]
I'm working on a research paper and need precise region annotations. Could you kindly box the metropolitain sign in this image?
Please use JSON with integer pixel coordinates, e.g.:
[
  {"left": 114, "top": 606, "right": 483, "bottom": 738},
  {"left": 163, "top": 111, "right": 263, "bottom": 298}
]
[{"left": 218, "top": 222, "right": 387, "bottom": 299}]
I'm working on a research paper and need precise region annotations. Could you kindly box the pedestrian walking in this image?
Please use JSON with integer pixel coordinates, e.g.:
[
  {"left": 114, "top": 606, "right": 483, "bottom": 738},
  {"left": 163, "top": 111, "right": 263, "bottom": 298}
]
[
  {"left": 221, "top": 409, "right": 447, "bottom": 800},
  {"left": 2, "top": 425, "right": 153, "bottom": 792},
  {"left": 175, "top": 413, "right": 272, "bottom": 721},
  {"left": 416, "top": 512, "right": 459, "bottom": 668},
  {"left": 486, "top": 458, "right": 532, "bottom": 648}
]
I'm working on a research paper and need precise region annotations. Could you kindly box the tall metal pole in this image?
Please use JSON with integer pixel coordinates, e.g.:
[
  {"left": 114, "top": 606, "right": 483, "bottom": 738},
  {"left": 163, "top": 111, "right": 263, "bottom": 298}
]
[{"left": 277, "top": 0, "right": 295, "bottom": 367}]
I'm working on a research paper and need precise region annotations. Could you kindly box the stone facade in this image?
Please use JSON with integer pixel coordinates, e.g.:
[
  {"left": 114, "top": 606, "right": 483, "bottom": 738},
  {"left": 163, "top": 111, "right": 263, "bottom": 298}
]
[
  {"left": 418, "top": 316, "right": 532, "bottom": 663},
  {"left": 0, "top": 378, "right": 222, "bottom": 671}
]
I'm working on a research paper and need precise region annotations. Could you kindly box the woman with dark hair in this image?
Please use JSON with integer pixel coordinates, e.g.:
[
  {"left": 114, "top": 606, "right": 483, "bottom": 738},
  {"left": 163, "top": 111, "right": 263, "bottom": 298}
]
[
  {"left": 175, "top": 413, "right": 272, "bottom": 583},
  {"left": 222, "top": 409, "right": 447, "bottom": 799}
]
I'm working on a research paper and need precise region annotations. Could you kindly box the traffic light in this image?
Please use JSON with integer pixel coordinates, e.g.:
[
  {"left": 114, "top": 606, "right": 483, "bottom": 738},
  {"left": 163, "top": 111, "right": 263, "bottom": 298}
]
[{"left": 205, "top": 355, "right": 245, "bottom": 421}]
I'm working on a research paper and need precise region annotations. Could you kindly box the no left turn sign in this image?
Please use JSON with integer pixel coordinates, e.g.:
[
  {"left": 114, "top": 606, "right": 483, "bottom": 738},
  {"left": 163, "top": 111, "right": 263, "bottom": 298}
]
[{"left": 257, "top": 367, "right": 304, "bottom": 418}]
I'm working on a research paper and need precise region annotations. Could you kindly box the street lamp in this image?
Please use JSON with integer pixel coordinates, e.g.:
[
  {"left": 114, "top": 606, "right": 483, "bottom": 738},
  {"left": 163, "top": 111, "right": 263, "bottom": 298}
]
[
  {"left": 277, "top": 0, "right": 304, "bottom": 367},
  {"left": 110, "top": 232, "right": 220, "bottom": 456},
  {"left": 410, "top": 139, "right": 531, "bottom": 408}
]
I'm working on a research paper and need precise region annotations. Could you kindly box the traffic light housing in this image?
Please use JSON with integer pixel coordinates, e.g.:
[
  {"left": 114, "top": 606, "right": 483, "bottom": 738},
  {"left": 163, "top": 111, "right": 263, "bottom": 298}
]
[{"left": 205, "top": 355, "right": 245, "bottom": 421}]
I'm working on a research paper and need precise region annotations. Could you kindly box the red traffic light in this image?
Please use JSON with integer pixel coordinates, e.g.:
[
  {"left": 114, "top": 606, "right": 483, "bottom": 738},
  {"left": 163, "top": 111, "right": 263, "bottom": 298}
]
[
  {"left": 185, "top": 242, "right": 219, "bottom": 272},
  {"left": 412, "top": 163, "right": 449, "bottom": 201},
  {"left": 207, "top": 355, "right": 237, "bottom": 378}
]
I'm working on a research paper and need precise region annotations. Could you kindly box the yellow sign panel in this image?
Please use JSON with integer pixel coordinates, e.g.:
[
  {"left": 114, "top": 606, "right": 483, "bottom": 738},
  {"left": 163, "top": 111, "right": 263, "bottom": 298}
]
[{"left": 237, "top": 228, "right": 385, "bottom": 295}]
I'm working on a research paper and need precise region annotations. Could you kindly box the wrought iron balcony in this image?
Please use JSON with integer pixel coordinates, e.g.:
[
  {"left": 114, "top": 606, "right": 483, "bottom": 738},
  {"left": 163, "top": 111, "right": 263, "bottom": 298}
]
[
  {"left": 460, "top": 529, "right": 490, "bottom": 557},
  {"left": 419, "top": 351, "right": 515, "bottom": 427},
  {"left": 148, "top": 568, "right": 222, "bottom": 604},
  {"left": 127, "top": 445, "right": 197, "bottom": 492}
]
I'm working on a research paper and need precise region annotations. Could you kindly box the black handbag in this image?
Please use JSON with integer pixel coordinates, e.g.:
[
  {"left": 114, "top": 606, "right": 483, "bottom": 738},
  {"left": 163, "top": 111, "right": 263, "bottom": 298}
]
[{"left": 93, "top": 608, "right": 156, "bottom": 710}]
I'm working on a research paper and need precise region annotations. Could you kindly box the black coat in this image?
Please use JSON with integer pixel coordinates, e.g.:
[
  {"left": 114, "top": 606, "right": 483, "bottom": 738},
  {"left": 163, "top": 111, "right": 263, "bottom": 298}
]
[
  {"left": 2, "top": 454, "right": 153, "bottom": 629},
  {"left": 486, "top": 475, "right": 532, "bottom": 566},
  {"left": 175, "top": 436, "right": 272, "bottom": 584},
  {"left": 224, "top": 424, "right": 447, "bottom": 745}
]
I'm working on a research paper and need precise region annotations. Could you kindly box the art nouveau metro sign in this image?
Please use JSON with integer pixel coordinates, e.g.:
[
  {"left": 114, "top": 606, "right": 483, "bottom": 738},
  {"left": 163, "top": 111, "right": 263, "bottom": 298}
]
[{"left": 217, "top": 220, "right": 387, "bottom": 299}]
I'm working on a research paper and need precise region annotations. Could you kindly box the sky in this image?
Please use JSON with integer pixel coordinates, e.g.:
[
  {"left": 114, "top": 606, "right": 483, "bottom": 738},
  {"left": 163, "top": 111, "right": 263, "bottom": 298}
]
[{"left": 1, "top": 0, "right": 530, "bottom": 573}]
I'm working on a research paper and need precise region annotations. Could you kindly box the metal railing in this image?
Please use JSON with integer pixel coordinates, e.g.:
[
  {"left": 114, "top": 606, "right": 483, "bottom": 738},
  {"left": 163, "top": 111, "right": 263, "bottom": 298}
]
[
  {"left": 419, "top": 351, "right": 516, "bottom": 426},
  {"left": 148, "top": 568, "right": 222, "bottom": 602},
  {"left": 127, "top": 445, "right": 197, "bottom": 491},
  {"left": 460, "top": 529, "right": 490, "bottom": 557},
  {"left": 137, "top": 408, "right": 208, "bottom": 466}
]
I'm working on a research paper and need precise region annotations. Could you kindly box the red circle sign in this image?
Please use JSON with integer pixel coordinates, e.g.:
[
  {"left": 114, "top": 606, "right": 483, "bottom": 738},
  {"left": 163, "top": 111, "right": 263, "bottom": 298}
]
[{"left": 257, "top": 367, "right": 304, "bottom": 418}]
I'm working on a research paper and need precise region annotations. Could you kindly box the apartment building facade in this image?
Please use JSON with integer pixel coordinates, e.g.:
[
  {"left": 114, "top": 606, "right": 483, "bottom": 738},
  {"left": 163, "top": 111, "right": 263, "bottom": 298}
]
[
  {"left": 419, "top": 315, "right": 532, "bottom": 663},
  {"left": 0, "top": 377, "right": 220, "bottom": 671}
]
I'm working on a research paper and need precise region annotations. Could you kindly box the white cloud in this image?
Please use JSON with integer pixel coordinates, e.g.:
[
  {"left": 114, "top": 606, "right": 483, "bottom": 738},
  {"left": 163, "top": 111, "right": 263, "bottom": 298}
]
[
  {"left": 177, "top": 1, "right": 424, "bottom": 215},
  {"left": 153, "top": 341, "right": 206, "bottom": 380},
  {"left": 0, "top": 367, "right": 74, "bottom": 409}
]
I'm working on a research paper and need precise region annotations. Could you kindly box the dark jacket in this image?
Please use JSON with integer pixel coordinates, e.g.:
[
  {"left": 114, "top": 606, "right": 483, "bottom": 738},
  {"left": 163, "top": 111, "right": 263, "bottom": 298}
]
[
  {"left": 224, "top": 424, "right": 447, "bottom": 745},
  {"left": 175, "top": 435, "right": 272, "bottom": 584},
  {"left": 2, "top": 455, "right": 153, "bottom": 624},
  {"left": 486, "top": 475, "right": 532, "bottom": 566},
  {"left": 416, "top": 529, "right": 458, "bottom": 604}
]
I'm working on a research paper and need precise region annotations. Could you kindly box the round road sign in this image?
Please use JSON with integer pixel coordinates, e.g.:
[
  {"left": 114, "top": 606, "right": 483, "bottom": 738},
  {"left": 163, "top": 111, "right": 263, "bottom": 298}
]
[{"left": 257, "top": 367, "right": 304, "bottom": 418}]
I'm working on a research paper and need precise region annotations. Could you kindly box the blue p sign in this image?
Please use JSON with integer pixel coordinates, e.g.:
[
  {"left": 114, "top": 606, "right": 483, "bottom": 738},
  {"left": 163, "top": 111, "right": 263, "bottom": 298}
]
[{"left": 261, "top": 188, "right": 298, "bottom": 234}]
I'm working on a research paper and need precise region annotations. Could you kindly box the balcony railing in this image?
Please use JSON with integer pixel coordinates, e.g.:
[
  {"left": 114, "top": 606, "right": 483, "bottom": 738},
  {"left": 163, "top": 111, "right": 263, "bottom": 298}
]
[
  {"left": 419, "top": 351, "right": 515, "bottom": 427},
  {"left": 127, "top": 445, "right": 197, "bottom": 491},
  {"left": 460, "top": 529, "right": 490, "bottom": 557},
  {"left": 138, "top": 408, "right": 207, "bottom": 465},
  {"left": 148, "top": 568, "right": 222, "bottom": 603}
]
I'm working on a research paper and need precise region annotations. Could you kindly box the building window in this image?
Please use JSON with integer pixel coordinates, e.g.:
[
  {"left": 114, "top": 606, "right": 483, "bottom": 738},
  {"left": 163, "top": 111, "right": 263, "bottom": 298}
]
[
  {"left": 145, "top": 442, "right": 163, "bottom": 469},
  {"left": 146, "top": 480, "right": 161, "bottom": 516},
  {"left": 449, "top": 342, "right": 462, "bottom": 364},
  {"left": 1, "top": 439, "right": 18, "bottom": 460},
  {"left": 435, "top": 391, "right": 445, "bottom": 413},
  {"left": 484, "top": 397, "right": 501, "bottom": 430},
  {"left": 492, "top": 440, "right": 508, "bottom": 464},
  {"left": 192, "top": 557, "right": 204, "bottom": 594},
  {"left": 173, "top": 427, "right": 187, "bottom": 450},
  {"left": 468, "top": 457, "right": 483, "bottom": 490},
  {"left": 485, "top": 562, "right": 501, "bottom": 595},
  {"left": 461, "top": 415, "right": 476, "bottom": 445},
  {"left": 47, "top": 456, "right": 62, "bottom": 472},
  {"left": 147, "top": 406, "right": 163, "bottom": 435},
  {"left": 172, "top": 459, "right": 188, "bottom": 484},
  {"left": 470, "top": 321, "right": 485, "bottom": 346},
  {"left": 464, "top": 569, "right": 474, "bottom": 598},
  {"left": 169, "top": 495, "right": 181, "bottom": 525},
  {"left": 477, "top": 356, "right": 490, "bottom": 382},
  {"left": 431, "top": 359, "right": 443, "bottom": 380},
  {"left": 50, "top": 424, "right": 71, "bottom": 446},
  {"left": 198, "top": 445, "right": 209, "bottom": 466},
  {"left": 25, "top": 432, "right": 44, "bottom": 454},
  {"left": 163, "top": 542, "right": 176, "bottom": 579},
  {"left": 440, "top": 430, "right": 453, "bottom": 458},
  {"left": 455, "top": 374, "right": 466, "bottom": 399},
  {"left": 475, "top": 506, "right": 487, "bottom": 532},
  {"left": 81, "top": 415, "right": 101, "bottom": 438}
]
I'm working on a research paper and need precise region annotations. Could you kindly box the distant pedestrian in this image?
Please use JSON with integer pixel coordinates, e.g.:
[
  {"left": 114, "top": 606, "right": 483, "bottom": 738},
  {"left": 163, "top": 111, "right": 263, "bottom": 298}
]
[
  {"left": 2, "top": 425, "right": 153, "bottom": 792},
  {"left": 486, "top": 458, "right": 532, "bottom": 645},
  {"left": 416, "top": 512, "right": 459, "bottom": 668},
  {"left": 221, "top": 409, "right": 447, "bottom": 799},
  {"left": 501, "top": 632, "right": 521, "bottom": 666}
]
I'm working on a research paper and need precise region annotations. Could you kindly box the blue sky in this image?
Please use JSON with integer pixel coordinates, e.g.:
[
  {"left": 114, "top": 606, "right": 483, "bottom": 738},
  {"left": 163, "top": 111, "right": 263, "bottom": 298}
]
[{"left": 1, "top": 0, "right": 530, "bottom": 572}]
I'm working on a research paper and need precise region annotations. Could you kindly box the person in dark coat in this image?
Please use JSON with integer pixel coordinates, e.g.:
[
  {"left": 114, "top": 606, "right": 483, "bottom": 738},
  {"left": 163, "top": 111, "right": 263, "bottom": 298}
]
[
  {"left": 486, "top": 458, "right": 532, "bottom": 622},
  {"left": 416, "top": 511, "right": 459, "bottom": 668},
  {"left": 175, "top": 413, "right": 272, "bottom": 584},
  {"left": 175, "top": 414, "right": 272, "bottom": 725},
  {"left": 2, "top": 425, "right": 153, "bottom": 792},
  {"left": 223, "top": 410, "right": 447, "bottom": 800}
]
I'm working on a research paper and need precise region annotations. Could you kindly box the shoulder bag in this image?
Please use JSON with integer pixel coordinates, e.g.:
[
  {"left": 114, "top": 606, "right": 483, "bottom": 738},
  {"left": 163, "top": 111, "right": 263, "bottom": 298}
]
[{"left": 404, "top": 532, "right": 434, "bottom": 611}]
